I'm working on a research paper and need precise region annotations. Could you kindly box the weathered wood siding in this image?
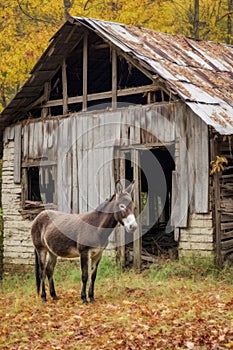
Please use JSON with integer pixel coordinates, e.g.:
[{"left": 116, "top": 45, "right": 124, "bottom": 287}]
[{"left": 2, "top": 101, "right": 212, "bottom": 268}]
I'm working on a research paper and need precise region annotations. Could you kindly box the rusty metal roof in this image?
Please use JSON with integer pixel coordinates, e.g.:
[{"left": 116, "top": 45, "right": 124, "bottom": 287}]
[{"left": 2, "top": 16, "right": 233, "bottom": 134}]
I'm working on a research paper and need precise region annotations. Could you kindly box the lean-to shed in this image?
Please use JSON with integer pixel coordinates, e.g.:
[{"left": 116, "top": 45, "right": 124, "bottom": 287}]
[{"left": 1, "top": 16, "right": 233, "bottom": 272}]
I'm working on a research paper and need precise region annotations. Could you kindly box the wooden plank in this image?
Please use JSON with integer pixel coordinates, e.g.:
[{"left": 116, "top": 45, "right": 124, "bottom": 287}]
[
  {"left": 82, "top": 32, "right": 88, "bottom": 112},
  {"left": 22, "top": 160, "right": 57, "bottom": 168},
  {"left": 71, "top": 117, "right": 78, "bottom": 213},
  {"left": 33, "top": 122, "right": 39, "bottom": 158},
  {"left": 178, "top": 117, "right": 188, "bottom": 227},
  {"left": 22, "top": 124, "right": 29, "bottom": 161},
  {"left": 62, "top": 59, "right": 68, "bottom": 115},
  {"left": 154, "top": 105, "right": 164, "bottom": 142},
  {"left": 28, "top": 122, "right": 34, "bottom": 158},
  {"left": 119, "top": 154, "right": 126, "bottom": 267},
  {"left": 170, "top": 171, "right": 179, "bottom": 227},
  {"left": 221, "top": 238, "right": 233, "bottom": 250},
  {"left": 132, "top": 149, "right": 141, "bottom": 271},
  {"left": 14, "top": 125, "right": 22, "bottom": 184},
  {"left": 113, "top": 111, "right": 121, "bottom": 146},
  {"left": 145, "top": 108, "right": 153, "bottom": 143},
  {"left": 44, "top": 85, "right": 158, "bottom": 108},
  {"left": 57, "top": 118, "right": 71, "bottom": 212},
  {"left": 134, "top": 108, "right": 141, "bottom": 144},
  {"left": 37, "top": 122, "right": 43, "bottom": 158},
  {"left": 140, "top": 107, "right": 147, "bottom": 144},
  {"left": 194, "top": 115, "right": 209, "bottom": 213},
  {"left": 112, "top": 49, "right": 117, "bottom": 109},
  {"left": 188, "top": 111, "right": 195, "bottom": 213},
  {"left": 221, "top": 222, "right": 233, "bottom": 230},
  {"left": 120, "top": 110, "right": 129, "bottom": 146},
  {"left": 210, "top": 137, "right": 222, "bottom": 268}
]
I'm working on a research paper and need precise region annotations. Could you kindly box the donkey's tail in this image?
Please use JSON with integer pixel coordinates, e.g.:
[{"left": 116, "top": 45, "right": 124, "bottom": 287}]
[{"left": 34, "top": 249, "right": 41, "bottom": 295}]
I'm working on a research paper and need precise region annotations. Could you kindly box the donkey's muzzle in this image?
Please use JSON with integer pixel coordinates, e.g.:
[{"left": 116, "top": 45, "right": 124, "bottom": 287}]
[{"left": 122, "top": 214, "right": 138, "bottom": 233}]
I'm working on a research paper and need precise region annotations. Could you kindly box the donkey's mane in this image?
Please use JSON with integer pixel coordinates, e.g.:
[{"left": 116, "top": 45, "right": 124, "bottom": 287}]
[{"left": 95, "top": 194, "right": 115, "bottom": 213}]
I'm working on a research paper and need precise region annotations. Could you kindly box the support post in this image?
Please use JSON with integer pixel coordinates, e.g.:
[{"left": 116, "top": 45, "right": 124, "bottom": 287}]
[
  {"left": 132, "top": 149, "right": 141, "bottom": 271},
  {"left": 112, "top": 49, "right": 117, "bottom": 109},
  {"left": 83, "top": 32, "right": 88, "bottom": 112},
  {"left": 62, "top": 59, "right": 68, "bottom": 115},
  {"left": 210, "top": 137, "right": 222, "bottom": 268}
]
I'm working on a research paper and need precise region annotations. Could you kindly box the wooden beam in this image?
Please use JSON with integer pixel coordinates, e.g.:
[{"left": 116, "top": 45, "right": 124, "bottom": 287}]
[
  {"left": 112, "top": 49, "right": 117, "bottom": 109},
  {"left": 119, "top": 155, "right": 126, "bottom": 267},
  {"left": 22, "top": 160, "right": 57, "bottom": 168},
  {"left": 41, "top": 82, "right": 51, "bottom": 118},
  {"left": 82, "top": 32, "right": 88, "bottom": 111},
  {"left": 132, "top": 149, "right": 141, "bottom": 271},
  {"left": 43, "top": 84, "right": 159, "bottom": 108},
  {"left": 62, "top": 59, "right": 68, "bottom": 115}
]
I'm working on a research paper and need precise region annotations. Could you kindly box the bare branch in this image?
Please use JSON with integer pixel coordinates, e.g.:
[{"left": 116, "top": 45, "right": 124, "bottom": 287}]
[{"left": 16, "top": 0, "right": 56, "bottom": 24}]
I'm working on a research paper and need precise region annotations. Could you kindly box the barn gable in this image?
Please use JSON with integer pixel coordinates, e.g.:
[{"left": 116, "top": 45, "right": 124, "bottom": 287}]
[{"left": 1, "top": 17, "right": 233, "bottom": 272}]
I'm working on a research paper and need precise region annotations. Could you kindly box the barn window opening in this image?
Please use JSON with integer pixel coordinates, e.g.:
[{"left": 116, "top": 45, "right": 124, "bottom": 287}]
[{"left": 24, "top": 165, "right": 56, "bottom": 207}]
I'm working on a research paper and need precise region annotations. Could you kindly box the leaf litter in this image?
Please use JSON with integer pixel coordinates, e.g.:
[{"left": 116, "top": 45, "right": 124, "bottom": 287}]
[{"left": 0, "top": 275, "right": 233, "bottom": 349}]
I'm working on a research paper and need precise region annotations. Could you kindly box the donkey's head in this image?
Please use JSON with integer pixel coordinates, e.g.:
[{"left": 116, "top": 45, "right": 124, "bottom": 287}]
[{"left": 114, "top": 181, "right": 138, "bottom": 234}]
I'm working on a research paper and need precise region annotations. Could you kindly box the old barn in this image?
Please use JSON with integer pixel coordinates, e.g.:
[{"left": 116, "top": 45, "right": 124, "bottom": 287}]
[{"left": 1, "top": 16, "right": 233, "bottom": 273}]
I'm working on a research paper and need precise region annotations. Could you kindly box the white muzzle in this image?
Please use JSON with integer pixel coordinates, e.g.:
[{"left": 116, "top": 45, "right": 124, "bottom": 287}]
[{"left": 122, "top": 214, "right": 138, "bottom": 233}]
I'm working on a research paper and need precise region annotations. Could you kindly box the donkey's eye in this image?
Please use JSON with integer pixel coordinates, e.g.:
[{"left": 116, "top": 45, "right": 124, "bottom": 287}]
[{"left": 119, "top": 203, "right": 126, "bottom": 211}]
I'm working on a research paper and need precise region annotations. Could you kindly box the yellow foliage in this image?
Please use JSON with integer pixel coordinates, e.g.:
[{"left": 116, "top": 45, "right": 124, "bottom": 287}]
[
  {"left": 210, "top": 156, "right": 228, "bottom": 175},
  {"left": 0, "top": 0, "right": 232, "bottom": 111}
]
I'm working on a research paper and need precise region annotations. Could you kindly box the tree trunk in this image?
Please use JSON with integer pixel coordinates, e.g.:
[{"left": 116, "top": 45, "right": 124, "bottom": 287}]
[
  {"left": 194, "top": 0, "right": 200, "bottom": 39},
  {"left": 63, "top": 0, "right": 72, "bottom": 20},
  {"left": 227, "top": 0, "right": 233, "bottom": 44}
]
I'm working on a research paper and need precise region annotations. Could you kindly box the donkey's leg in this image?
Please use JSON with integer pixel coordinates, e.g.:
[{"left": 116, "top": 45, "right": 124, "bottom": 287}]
[
  {"left": 80, "top": 251, "right": 89, "bottom": 304},
  {"left": 37, "top": 249, "right": 48, "bottom": 302},
  {"left": 88, "top": 250, "right": 103, "bottom": 303},
  {"left": 46, "top": 252, "right": 58, "bottom": 300}
]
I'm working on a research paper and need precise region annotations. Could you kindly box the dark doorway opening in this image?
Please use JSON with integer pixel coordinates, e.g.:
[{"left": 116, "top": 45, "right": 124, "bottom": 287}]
[{"left": 125, "top": 145, "right": 177, "bottom": 266}]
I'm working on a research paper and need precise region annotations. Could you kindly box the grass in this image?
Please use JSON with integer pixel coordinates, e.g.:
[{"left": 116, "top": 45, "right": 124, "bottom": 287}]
[{"left": 0, "top": 256, "right": 233, "bottom": 349}]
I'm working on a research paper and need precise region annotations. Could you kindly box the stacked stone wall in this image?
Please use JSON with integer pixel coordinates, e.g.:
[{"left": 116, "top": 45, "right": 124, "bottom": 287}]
[{"left": 2, "top": 141, "right": 33, "bottom": 270}]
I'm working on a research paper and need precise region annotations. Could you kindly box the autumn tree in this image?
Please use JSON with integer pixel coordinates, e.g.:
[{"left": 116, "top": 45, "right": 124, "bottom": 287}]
[{"left": 1, "top": 0, "right": 233, "bottom": 112}]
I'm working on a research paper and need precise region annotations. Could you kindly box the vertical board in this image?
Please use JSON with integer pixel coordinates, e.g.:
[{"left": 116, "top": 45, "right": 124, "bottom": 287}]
[
  {"left": 132, "top": 149, "right": 142, "bottom": 271},
  {"left": 22, "top": 124, "right": 29, "bottom": 161},
  {"left": 57, "top": 118, "right": 72, "bottom": 212},
  {"left": 194, "top": 116, "right": 209, "bottom": 213},
  {"left": 14, "top": 125, "right": 22, "bottom": 184},
  {"left": 71, "top": 117, "right": 78, "bottom": 213}
]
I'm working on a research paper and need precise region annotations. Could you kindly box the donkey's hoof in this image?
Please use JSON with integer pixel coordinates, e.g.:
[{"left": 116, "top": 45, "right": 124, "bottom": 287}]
[
  {"left": 42, "top": 298, "right": 47, "bottom": 303},
  {"left": 82, "top": 299, "right": 88, "bottom": 305},
  {"left": 52, "top": 296, "right": 59, "bottom": 301},
  {"left": 90, "top": 297, "right": 96, "bottom": 303}
]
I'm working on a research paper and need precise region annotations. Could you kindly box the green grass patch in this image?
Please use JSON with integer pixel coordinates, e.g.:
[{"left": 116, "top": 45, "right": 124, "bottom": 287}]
[{"left": 0, "top": 255, "right": 233, "bottom": 349}]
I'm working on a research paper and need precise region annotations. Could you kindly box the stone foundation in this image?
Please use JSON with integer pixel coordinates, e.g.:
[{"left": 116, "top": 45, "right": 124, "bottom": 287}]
[
  {"left": 179, "top": 213, "right": 214, "bottom": 259},
  {"left": 2, "top": 141, "right": 34, "bottom": 270}
]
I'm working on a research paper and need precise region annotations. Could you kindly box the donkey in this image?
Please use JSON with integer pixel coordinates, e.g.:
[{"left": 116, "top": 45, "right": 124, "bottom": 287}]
[{"left": 31, "top": 181, "right": 137, "bottom": 304}]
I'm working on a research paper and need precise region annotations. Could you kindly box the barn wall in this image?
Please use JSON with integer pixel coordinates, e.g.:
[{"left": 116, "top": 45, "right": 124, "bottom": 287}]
[
  {"left": 2, "top": 140, "right": 34, "bottom": 269},
  {"left": 2, "top": 102, "right": 214, "bottom": 269}
]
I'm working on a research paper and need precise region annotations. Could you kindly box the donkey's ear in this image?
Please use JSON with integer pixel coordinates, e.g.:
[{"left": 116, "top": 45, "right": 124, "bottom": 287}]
[
  {"left": 115, "top": 180, "right": 123, "bottom": 196},
  {"left": 125, "top": 180, "right": 135, "bottom": 197}
]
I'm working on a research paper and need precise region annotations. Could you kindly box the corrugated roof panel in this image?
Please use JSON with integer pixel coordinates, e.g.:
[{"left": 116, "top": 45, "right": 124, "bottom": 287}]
[
  {"left": 187, "top": 102, "right": 233, "bottom": 135},
  {"left": 171, "top": 82, "right": 220, "bottom": 104},
  {"left": 2, "top": 16, "right": 233, "bottom": 135}
]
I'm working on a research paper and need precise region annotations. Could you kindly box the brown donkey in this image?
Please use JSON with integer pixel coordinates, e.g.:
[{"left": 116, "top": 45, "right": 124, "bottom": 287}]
[{"left": 31, "top": 181, "right": 137, "bottom": 304}]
